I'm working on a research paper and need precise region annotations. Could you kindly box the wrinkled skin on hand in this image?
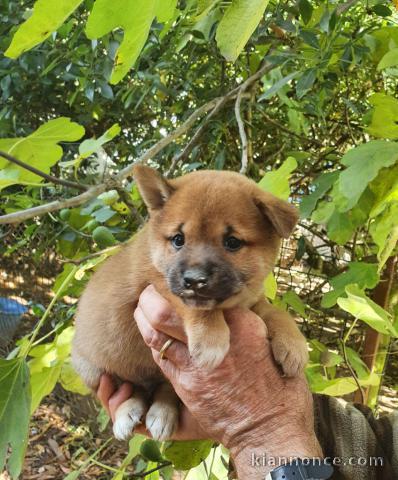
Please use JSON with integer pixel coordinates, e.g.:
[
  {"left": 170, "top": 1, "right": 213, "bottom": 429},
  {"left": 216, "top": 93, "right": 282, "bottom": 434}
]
[{"left": 98, "top": 285, "right": 322, "bottom": 478}]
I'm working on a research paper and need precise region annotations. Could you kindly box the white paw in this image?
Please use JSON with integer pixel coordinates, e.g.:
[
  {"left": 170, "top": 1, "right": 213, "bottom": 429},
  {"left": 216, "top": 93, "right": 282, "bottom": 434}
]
[
  {"left": 271, "top": 335, "right": 309, "bottom": 377},
  {"left": 113, "top": 397, "right": 147, "bottom": 441},
  {"left": 190, "top": 337, "right": 230, "bottom": 371},
  {"left": 145, "top": 402, "right": 179, "bottom": 441}
]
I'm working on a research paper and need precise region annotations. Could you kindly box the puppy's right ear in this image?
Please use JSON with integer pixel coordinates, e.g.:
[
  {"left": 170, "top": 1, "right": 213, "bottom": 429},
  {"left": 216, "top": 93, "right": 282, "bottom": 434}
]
[{"left": 133, "top": 164, "right": 174, "bottom": 211}]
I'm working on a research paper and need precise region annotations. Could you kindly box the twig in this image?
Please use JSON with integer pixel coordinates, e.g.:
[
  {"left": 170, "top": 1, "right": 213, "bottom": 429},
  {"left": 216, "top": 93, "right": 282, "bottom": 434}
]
[
  {"left": 165, "top": 96, "right": 230, "bottom": 177},
  {"left": 235, "top": 87, "right": 248, "bottom": 174},
  {"left": 127, "top": 462, "right": 172, "bottom": 478},
  {"left": 0, "top": 150, "right": 88, "bottom": 191},
  {"left": 340, "top": 339, "right": 365, "bottom": 404},
  {"left": 61, "top": 244, "right": 121, "bottom": 265},
  {"left": 234, "top": 62, "right": 276, "bottom": 173},
  {"left": 259, "top": 111, "right": 324, "bottom": 147}
]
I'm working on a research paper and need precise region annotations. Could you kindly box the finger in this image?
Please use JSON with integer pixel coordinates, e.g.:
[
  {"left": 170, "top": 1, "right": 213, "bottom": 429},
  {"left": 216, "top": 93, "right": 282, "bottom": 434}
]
[
  {"left": 152, "top": 340, "right": 191, "bottom": 370},
  {"left": 97, "top": 374, "right": 116, "bottom": 416},
  {"left": 137, "top": 285, "right": 186, "bottom": 342},
  {"left": 135, "top": 305, "right": 170, "bottom": 347},
  {"left": 108, "top": 383, "right": 134, "bottom": 423},
  {"left": 225, "top": 307, "right": 267, "bottom": 341},
  {"left": 135, "top": 306, "right": 190, "bottom": 367}
]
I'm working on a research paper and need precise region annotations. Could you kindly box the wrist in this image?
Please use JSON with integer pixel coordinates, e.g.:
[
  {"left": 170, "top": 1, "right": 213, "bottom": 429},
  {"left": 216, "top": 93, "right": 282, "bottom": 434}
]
[{"left": 229, "top": 427, "right": 323, "bottom": 479}]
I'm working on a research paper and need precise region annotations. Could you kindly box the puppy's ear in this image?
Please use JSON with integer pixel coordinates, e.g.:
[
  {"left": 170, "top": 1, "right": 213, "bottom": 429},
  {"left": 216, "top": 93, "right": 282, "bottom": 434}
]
[
  {"left": 133, "top": 164, "right": 174, "bottom": 210},
  {"left": 253, "top": 190, "right": 298, "bottom": 239}
]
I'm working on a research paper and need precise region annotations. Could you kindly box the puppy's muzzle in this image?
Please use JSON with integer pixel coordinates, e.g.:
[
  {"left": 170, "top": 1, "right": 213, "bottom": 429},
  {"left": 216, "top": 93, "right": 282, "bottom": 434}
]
[{"left": 182, "top": 267, "right": 208, "bottom": 291}]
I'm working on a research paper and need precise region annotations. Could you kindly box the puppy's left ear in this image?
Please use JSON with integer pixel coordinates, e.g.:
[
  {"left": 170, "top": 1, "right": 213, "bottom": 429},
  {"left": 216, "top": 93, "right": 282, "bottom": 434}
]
[
  {"left": 253, "top": 190, "right": 298, "bottom": 239},
  {"left": 133, "top": 164, "right": 174, "bottom": 211}
]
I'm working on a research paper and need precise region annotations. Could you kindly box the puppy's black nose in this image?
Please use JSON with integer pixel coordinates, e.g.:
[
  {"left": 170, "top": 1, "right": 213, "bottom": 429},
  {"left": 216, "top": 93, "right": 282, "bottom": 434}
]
[{"left": 183, "top": 268, "right": 208, "bottom": 290}]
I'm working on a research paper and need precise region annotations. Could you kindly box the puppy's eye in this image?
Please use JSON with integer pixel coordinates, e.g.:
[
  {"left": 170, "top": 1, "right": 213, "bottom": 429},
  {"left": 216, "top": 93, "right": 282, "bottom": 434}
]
[
  {"left": 171, "top": 233, "right": 185, "bottom": 249},
  {"left": 224, "top": 236, "right": 243, "bottom": 252}
]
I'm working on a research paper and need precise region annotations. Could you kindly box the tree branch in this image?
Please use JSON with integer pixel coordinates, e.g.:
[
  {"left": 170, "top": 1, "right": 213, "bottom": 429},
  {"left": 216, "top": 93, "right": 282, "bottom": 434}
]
[
  {"left": 165, "top": 95, "right": 229, "bottom": 177},
  {"left": 235, "top": 87, "right": 248, "bottom": 174},
  {"left": 234, "top": 62, "right": 275, "bottom": 173},
  {"left": 0, "top": 150, "right": 88, "bottom": 192},
  {"left": 0, "top": 62, "right": 276, "bottom": 225},
  {"left": 0, "top": 100, "right": 219, "bottom": 225}
]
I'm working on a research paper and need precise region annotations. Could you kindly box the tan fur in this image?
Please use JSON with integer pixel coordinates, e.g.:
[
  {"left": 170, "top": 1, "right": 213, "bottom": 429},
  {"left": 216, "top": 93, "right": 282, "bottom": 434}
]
[{"left": 72, "top": 167, "right": 308, "bottom": 440}]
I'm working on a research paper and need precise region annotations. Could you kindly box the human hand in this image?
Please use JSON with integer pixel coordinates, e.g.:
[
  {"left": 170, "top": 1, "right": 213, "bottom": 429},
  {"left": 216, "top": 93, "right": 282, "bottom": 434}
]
[
  {"left": 97, "top": 374, "right": 207, "bottom": 441},
  {"left": 134, "top": 285, "right": 322, "bottom": 478}
]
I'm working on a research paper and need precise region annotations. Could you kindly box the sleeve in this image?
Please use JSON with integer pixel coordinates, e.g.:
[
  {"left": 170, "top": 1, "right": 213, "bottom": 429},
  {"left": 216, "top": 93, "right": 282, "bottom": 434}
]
[{"left": 313, "top": 394, "right": 398, "bottom": 480}]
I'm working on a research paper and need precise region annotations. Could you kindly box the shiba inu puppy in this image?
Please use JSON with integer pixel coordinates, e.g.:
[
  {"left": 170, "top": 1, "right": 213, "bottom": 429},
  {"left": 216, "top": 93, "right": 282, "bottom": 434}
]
[{"left": 72, "top": 166, "right": 308, "bottom": 441}]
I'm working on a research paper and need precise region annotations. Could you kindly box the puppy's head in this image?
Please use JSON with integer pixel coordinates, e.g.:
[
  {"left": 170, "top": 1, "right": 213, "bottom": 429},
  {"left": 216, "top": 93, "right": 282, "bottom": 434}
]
[{"left": 133, "top": 165, "right": 298, "bottom": 310}]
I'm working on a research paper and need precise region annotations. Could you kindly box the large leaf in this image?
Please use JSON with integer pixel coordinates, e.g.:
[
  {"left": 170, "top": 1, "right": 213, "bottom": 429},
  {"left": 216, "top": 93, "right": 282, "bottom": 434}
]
[
  {"left": 0, "top": 358, "right": 31, "bottom": 479},
  {"left": 337, "top": 140, "right": 398, "bottom": 211},
  {"left": 322, "top": 262, "right": 379, "bottom": 308},
  {"left": 85, "top": 0, "right": 158, "bottom": 84},
  {"left": 78, "top": 123, "right": 121, "bottom": 159},
  {"left": 164, "top": 440, "right": 213, "bottom": 470},
  {"left": 5, "top": 0, "right": 83, "bottom": 58},
  {"left": 257, "top": 156, "right": 297, "bottom": 200},
  {"left": 377, "top": 47, "right": 398, "bottom": 71},
  {"left": 370, "top": 203, "right": 398, "bottom": 270},
  {"left": 337, "top": 285, "right": 398, "bottom": 337},
  {"left": 300, "top": 171, "right": 339, "bottom": 218},
  {"left": 0, "top": 117, "right": 84, "bottom": 190},
  {"left": 216, "top": 0, "right": 269, "bottom": 62},
  {"left": 307, "top": 372, "right": 359, "bottom": 396},
  {"left": 29, "top": 326, "right": 74, "bottom": 412},
  {"left": 367, "top": 94, "right": 398, "bottom": 139}
]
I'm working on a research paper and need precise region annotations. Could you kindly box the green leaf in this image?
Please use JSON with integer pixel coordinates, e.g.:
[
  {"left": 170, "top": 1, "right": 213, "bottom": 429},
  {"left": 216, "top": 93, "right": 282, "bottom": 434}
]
[
  {"left": 370, "top": 203, "right": 398, "bottom": 270},
  {"left": 369, "top": 163, "right": 398, "bottom": 218},
  {"left": 140, "top": 439, "right": 164, "bottom": 463},
  {"left": 5, "top": 0, "right": 83, "bottom": 58},
  {"left": 367, "top": 94, "right": 398, "bottom": 140},
  {"left": 59, "top": 361, "right": 90, "bottom": 395},
  {"left": 0, "top": 117, "right": 84, "bottom": 190},
  {"left": 299, "top": 0, "right": 313, "bottom": 24},
  {"left": 30, "top": 365, "right": 62, "bottom": 414},
  {"left": 0, "top": 358, "right": 31, "bottom": 478},
  {"left": 258, "top": 72, "right": 299, "bottom": 101},
  {"left": 257, "top": 156, "right": 297, "bottom": 200},
  {"left": 215, "top": 0, "right": 269, "bottom": 62},
  {"left": 337, "top": 285, "right": 398, "bottom": 337},
  {"left": 296, "top": 68, "right": 317, "bottom": 99},
  {"left": 164, "top": 440, "right": 213, "bottom": 470},
  {"left": 307, "top": 372, "right": 359, "bottom": 396},
  {"left": 264, "top": 272, "right": 277, "bottom": 300},
  {"left": 337, "top": 140, "right": 398, "bottom": 211},
  {"left": 326, "top": 210, "right": 356, "bottom": 245},
  {"left": 373, "top": 5, "right": 393, "bottom": 18},
  {"left": 300, "top": 171, "right": 339, "bottom": 218},
  {"left": 377, "top": 47, "right": 398, "bottom": 70},
  {"left": 29, "top": 327, "right": 75, "bottom": 412},
  {"left": 311, "top": 200, "right": 334, "bottom": 224},
  {"left": 156, "top": 0, "right": 177, "bottom": 23},
  {"left": 344, "top": 346, "right": 378, "bottom": 385},
  {"left": 85, "top": 0, "right": 158, "bottom": 84},
  {"left": 322, "top": 262, "right": 379, "bottom": 308},
  {"left": 282, "top": 291, "right": 306, "bottom": 317},
  {"left": 111, "top": 435, "right": 145, "bottom": 480}
]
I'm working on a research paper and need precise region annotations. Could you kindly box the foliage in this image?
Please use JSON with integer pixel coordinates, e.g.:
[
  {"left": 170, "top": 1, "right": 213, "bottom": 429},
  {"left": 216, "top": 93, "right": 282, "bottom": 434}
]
[{"left": 1, "top": 0, "right": 398, "bottom": 478}]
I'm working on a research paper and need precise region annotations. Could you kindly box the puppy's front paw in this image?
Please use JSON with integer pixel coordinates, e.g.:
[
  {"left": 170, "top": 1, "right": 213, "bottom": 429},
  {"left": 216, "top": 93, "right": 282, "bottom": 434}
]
[
  {"left": 113, "top": 396, "right": 147, "bottom": 441},
  {"left": 271, "top": 335, "right": 308, "bottom": 377},
  {"left": 190, "top": 336, "right": 230, "bottom": 370},
  {"left": 145, "top": 401, "right": 179, "bottom": 441}
]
